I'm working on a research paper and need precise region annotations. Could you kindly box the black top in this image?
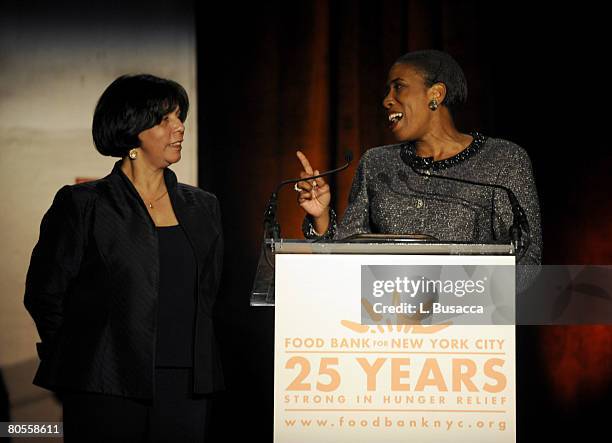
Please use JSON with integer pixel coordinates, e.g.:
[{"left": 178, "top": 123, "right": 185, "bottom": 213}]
[{"left": 155, "top": 224, "right": 197, "bottom": 367}]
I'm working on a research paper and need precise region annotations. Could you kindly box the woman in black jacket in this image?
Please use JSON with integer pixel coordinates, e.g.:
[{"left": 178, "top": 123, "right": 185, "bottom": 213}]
[{"left": 24, "top": 74, "right": 223, "bottom": 442}]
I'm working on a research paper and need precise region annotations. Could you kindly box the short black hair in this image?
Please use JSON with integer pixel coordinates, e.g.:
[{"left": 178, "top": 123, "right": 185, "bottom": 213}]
[
  {"left": 395, "top": 50, "right": 467, "bottom": 110},
  {"left": 92, "top": 74, "right": 189, "bottom": 157}
]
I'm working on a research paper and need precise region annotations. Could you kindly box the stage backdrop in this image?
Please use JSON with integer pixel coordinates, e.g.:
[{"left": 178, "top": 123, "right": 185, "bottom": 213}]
[{"left": 196, "top": 1, "right": 612, "bottom": 441}]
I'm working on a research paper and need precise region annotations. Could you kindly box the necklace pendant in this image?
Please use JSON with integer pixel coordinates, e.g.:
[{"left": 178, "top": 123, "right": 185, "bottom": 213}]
[{"left": 148, "top": 202, "right": 153, "bottom": 209}]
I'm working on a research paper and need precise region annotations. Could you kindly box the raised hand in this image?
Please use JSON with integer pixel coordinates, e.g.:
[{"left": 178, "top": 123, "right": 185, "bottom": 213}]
[{"left": 296, "top": 151, "right": 331, "bottom": 232}]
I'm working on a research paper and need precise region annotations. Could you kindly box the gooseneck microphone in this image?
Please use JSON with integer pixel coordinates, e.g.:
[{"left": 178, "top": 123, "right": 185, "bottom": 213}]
[
  {"left": 264, "top": 151, "right": 353, "bottom": 241},
  {"left": 397, "top": 161, "right": 531, "bottom": 260}
]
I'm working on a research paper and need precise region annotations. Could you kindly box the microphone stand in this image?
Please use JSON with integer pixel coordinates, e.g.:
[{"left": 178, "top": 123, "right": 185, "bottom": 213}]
[
  {"left": 252, "top": 152, "right": 352, "bottom": 305},
  {"left": 263, "top": 153, "right": 353, "bottom": 242}
]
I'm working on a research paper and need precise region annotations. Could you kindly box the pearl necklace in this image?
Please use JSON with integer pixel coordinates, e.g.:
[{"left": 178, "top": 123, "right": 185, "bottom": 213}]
[{"left": 399, "top": 131, "right": 486, "bottom": 172}]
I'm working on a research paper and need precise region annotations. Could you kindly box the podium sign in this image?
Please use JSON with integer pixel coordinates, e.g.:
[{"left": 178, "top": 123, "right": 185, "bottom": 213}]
[{"left": 274, "top": 252, "right": 515, "bottom": 443}]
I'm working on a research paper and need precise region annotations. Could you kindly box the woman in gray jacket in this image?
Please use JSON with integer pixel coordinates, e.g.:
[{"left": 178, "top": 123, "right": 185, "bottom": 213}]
[{"left": 296, "top": 49, "right": 541, "bottom": 265}]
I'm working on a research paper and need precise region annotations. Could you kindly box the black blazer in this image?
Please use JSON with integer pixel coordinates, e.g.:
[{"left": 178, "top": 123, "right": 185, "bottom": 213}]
[{"left": 24, "top": 160, "right": 224, "bottom": 399}]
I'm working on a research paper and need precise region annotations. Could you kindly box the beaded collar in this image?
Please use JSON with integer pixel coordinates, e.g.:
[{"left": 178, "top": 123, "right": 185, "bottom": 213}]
[{"left": 399, "top": 131, "right": 487, "bottom": 172}]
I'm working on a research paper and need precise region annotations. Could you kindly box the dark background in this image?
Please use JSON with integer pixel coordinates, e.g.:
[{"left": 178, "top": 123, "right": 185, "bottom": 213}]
[
  {"left": 2, "top": 0, "right": 610, "bottom": 441},
  {"left": 197, "top": 1, "right": 612, "bottom": 441}
]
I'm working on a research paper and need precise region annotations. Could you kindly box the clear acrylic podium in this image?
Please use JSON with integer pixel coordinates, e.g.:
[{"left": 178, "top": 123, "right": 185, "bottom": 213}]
[
  {"left": 250, "top": 239, "right": 514, "bottom": 306},
  {"left": 254, "top": 239, "right": 517, "bottom": 443}
]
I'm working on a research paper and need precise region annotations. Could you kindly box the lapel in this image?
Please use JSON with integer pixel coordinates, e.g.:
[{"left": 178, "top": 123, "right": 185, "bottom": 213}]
[
  {"left": 166, "top": 173, "right": 218, "bottom": 269},
  {"left": 107, "top": 160, "right": 217, "bottom": 271}
]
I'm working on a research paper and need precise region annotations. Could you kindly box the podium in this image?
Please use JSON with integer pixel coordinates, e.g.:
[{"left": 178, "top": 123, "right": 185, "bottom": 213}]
[{"left": 258, "top": 240, "right": 517, "bottom": 443}]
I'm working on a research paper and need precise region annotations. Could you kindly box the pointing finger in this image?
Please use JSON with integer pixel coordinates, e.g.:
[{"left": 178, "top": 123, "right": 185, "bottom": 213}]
[{"left": 296, "top": 150, "right": 314, "bottom": 175}]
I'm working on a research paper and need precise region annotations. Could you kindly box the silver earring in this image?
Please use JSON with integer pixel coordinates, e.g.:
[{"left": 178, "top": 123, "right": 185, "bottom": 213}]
[
  {"left": 429, "top": 99, "right": 439, "bottom": 111},
  {"left": 128, "top": 148, "right": 138, "bottom": 160}
]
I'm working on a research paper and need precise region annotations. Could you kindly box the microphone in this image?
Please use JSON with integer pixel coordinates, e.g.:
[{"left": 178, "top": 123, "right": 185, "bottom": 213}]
[
  {"left": 397, "top": 162, "right": 531, "bottom": 259},
  {"left": 264, "top": 151, "right": 353, "bottom": 241}
]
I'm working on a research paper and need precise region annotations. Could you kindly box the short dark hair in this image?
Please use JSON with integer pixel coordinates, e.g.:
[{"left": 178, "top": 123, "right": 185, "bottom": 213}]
[
  {"left": 92, "top": 74, "right": 189, "bottom": 157},
  {"left": 395, "top": 50, "right": 467, "bottom": 110}
]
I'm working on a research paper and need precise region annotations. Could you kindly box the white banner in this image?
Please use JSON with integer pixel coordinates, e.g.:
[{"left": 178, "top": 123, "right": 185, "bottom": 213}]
[{"left": 274, "top": 254, "right": 515, "bottom": 443}]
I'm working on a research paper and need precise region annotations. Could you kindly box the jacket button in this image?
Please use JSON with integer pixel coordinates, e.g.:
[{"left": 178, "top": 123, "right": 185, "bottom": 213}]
[{"left": 416, "top": 199, "right": 424, "bottom": 208}]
